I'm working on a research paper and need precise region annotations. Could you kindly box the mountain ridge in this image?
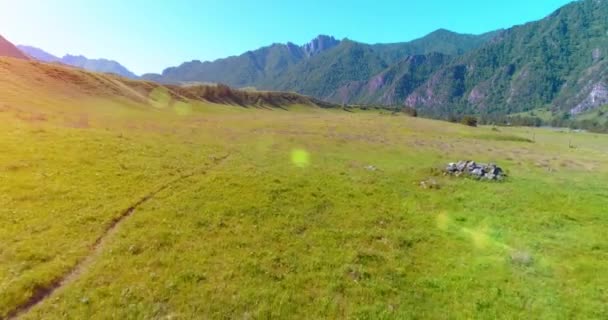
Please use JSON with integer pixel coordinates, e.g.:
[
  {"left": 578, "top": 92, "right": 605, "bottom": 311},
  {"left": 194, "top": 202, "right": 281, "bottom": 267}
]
[
  {"left": 144, "top": 0, "right": 608, "bottom": 118},
  {"left": 140, "top": 34, "right": 344, "bottom": 85},
  {"left": 17, "top": 45, "right": 138, "bottom": 79},
  {"left": 142, "top": 29, "right": 497, "bottom": 101}
]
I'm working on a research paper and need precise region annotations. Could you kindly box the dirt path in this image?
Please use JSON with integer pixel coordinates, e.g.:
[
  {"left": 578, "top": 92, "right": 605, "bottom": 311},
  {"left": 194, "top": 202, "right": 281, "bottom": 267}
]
[{"left": 5, "top": 154, "right": 230, "bottom": 320}]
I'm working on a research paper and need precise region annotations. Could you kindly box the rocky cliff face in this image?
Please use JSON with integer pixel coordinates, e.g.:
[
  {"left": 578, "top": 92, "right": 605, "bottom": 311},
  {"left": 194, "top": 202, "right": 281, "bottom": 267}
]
[
  {"left": 570, "top": 82, "right": 608, "bottom": 114},
  {"left": 302, "top": 35, "right": 340, "bottom": 57}
]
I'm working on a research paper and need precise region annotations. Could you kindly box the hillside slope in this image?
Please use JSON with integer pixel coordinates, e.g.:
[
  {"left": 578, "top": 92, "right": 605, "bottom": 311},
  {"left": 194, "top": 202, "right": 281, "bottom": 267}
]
[
  {"left": 0, "top": 35, "right": 29, "bottom": 60},
  {"left": 326, "top": 52, "right": 451, "bottom": 104},
  {"left": 405, "top": 0, "right": 608, "bottom": 116},
  {"left": 0, "top": 57, "right": 332, "bottom": 115},
  {"left": 370, "top": 29, "right": 501, "bottom": 63}
]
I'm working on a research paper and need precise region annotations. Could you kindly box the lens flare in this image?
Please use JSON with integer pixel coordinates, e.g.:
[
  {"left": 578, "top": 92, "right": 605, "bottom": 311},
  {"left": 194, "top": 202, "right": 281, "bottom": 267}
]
[
  {"left": 173, "top": 101, "right": 193, "bottom": 116},
  {"left": 437, "top": 213, "right": 514, "bottom": 252},
  {"left": 149, "top": 87, "right": 172, "bottom": 108},
  {"left": 463, "top": 227, "right": 490, "bottom": 249},
  {"left": 436, "top": 212, "right": 450, "bottom": 231},
  {"left": 291, "top": 149, "right": 310, "bottom": 168}
]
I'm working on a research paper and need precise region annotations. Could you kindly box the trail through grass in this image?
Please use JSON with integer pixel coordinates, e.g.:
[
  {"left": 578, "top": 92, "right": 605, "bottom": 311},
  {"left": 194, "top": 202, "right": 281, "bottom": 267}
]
[
  {"left": 1, "top": 72, "right": 608, "bottom": 318},
  {"left": 5, "top": 153, "right": 229, "bottom": 319}
]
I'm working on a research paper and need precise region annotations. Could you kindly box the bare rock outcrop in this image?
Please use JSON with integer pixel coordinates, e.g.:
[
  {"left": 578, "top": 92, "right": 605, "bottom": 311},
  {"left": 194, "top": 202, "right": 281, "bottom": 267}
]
[
  {"left": 570, "top": 82, "right": 608, "bottom": 115},
  {"left": 445, "top": 160, "right": 505, "bottom": 181}
]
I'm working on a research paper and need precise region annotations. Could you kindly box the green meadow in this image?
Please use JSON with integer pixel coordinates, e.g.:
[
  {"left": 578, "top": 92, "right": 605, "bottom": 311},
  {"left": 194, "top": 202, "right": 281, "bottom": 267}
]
[{"left": 2, "top": 59, "right": 608, "bottom": 319}]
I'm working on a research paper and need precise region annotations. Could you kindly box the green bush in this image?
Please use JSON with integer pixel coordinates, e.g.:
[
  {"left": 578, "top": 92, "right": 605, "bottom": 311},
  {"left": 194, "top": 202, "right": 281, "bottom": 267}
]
[
  {"left": 402, "top": 106, "right": 418, "bottom": 117},
  {"left": 461, "top": 116, "right": 478, "bottom": 127}
]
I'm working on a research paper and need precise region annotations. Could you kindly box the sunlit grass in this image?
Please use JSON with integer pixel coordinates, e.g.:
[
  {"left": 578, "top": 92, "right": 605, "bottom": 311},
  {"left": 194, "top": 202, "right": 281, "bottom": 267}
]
[{"left": 1, "top": 58, "right": 608, "bottom": 318}]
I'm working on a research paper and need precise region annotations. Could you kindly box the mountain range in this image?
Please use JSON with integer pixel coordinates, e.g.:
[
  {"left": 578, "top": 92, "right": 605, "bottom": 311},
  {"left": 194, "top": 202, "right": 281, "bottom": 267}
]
[
  {"left": 140, "top": 29, "right": 499, "bottom": 102},
  {"left": 5, "top": 0, "right": 608, "bottom": 118},
  {"left": 140, "top": 0, "right": 608, "bottom": 117},
  {"left": 17, "top": 45, "right": 137, "bottom": 79}
]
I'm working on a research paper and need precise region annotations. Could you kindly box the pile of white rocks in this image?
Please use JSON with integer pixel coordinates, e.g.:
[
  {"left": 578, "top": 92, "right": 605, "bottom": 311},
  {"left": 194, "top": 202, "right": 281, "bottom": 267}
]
[{"left": 445, "top": 160, "right": 505, "bottom": 181}]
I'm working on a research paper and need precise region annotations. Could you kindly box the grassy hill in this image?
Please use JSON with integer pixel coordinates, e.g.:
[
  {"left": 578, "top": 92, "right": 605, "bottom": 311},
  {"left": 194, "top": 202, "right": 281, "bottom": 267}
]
[
  {"left": 0, "top": 57, "right": 331, "bottom": 113},
  {"left": 2, "top": 57, "right": 608, "bottom": 318},
  {"left": 0, "top": 35, "right": 30, "bottom": 60}
]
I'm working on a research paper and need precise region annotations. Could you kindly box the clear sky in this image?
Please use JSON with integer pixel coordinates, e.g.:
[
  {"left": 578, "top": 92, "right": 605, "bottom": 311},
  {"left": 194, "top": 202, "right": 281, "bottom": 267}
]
[{"left": 0, "top": 0, "right": 574, "bottom": 75}]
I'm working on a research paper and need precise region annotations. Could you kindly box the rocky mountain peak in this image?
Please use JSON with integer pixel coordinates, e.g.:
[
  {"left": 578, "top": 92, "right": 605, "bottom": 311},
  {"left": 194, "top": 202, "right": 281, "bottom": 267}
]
[{"left": 302, "top": 35, "right": 340, "bottom": 57}]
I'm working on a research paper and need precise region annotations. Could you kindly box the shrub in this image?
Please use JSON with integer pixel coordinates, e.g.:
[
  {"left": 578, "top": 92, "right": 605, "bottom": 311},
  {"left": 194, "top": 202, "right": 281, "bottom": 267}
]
[
  {"left": 402, "top": 106, "right": 418, "bottom": 117},
  {"left": 447, "top": 115, "right": 459, "bottom": 123},
  {"left": 461, "top": 116, "right": 478, "bottom": 127}
]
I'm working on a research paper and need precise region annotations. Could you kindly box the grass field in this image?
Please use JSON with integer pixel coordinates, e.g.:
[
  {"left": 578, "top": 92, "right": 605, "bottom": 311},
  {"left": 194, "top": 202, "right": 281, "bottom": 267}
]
[{"left": 2, "top": 58, "right": 608, "bottom": 319}]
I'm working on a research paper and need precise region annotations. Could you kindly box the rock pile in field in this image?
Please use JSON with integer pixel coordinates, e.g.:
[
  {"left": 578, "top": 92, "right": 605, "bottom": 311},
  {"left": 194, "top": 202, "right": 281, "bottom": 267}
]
[{"left": 445, "top": 161, "right": 505, "bottom": 181}]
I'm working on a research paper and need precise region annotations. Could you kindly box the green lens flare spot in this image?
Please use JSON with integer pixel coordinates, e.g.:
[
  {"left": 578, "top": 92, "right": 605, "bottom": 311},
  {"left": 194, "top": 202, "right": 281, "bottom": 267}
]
[
  {"left": 174, "top": 101, "right": 193, "bottom": 116},
  {"left": 436, "top": 212, "right": 450, "bottom": 231},
  {"left": 291, "top": 149, "right": 310, "bottom": 168},
  {"left": 149, "top": 87, "right": 172, "bottom": 108}
]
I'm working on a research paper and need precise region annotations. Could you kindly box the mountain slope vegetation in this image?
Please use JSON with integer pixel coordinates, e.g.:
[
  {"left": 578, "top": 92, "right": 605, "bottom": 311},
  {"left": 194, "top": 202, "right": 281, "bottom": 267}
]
[
  {"left": 138, "top": 0, "right": 608, "bottom": 119},
  {"left": 142, "top": 30, "right": 497, "bottom": 99},
  {"left": 405, "top": 0, "right": 608, "bottom": 116},
  {"left": 326, "top": 52, "right": 451, "bottom": 105},
  {"left": 143, "top": 41, "right": 310, "bottom": 86}
]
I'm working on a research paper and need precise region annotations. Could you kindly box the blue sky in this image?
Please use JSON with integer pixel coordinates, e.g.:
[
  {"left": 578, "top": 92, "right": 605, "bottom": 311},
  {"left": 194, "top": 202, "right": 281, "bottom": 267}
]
[{"left": 0, "top": 0, "right": 573, "bottom": 75}]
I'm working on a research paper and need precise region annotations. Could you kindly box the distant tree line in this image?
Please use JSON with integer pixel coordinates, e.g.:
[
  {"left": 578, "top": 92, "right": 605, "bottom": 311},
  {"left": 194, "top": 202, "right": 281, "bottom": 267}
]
[
  {"left": 475, "top": 112, "right": 608, "bottom": 133},
  {"left": 411, "top": 106, "right": 608, "bottom": 133}
]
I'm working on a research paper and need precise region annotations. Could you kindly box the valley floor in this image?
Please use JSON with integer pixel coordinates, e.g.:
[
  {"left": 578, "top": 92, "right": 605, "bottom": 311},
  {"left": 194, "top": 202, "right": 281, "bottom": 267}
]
[{"left": 2, "top": 79, "right": 608, "bottom": 318}]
